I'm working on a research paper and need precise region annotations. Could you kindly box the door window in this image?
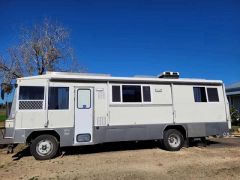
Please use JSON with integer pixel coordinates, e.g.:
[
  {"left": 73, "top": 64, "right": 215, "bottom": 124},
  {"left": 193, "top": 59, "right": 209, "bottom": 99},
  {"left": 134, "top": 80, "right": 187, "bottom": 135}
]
[{"left": 77, "top": 89, "right": 91, "bottom": 109}]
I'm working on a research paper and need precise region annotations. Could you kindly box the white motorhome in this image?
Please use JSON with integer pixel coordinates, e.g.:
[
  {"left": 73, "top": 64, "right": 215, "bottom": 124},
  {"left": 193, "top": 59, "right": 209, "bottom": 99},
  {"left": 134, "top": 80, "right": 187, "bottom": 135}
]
[{"left": 3, "top": 71, "right": 231, "bottom": 160}]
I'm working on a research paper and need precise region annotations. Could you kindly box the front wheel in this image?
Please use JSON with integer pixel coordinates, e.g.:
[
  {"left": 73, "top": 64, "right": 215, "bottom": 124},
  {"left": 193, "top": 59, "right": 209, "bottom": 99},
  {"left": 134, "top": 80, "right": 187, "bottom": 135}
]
[
  {"left": 163, "top": 129, "right": 184, "bottom": 151},
  {"left": 30, "top": 135, "right": 59, "bottom": 160}
]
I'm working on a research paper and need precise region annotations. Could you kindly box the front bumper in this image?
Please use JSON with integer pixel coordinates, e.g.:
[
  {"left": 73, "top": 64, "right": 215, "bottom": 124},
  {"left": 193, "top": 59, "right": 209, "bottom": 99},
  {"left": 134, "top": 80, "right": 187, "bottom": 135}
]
[
  {"left": 0, "top": 119, "right": 15, "bottom": 145},
  {"left": 0, "top": 128, "right": 14, "bottom": 145}
]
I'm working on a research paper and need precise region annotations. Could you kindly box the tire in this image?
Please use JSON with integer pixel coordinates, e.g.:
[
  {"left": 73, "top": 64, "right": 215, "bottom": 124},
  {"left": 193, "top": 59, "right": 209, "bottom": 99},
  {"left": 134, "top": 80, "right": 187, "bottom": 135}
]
[
  {"left": 163, "top": 129, "right": 184, "bottom": 151},
  {"left": 30, "top": 134, "right": 59, "bottom": 160}
]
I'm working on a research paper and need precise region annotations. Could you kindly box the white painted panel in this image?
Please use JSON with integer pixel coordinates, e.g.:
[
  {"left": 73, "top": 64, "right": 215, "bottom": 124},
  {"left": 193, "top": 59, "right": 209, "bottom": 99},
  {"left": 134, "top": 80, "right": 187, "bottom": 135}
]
[
  {"left": 19, "top": 111, "right": 46, "bottom": 128},
  {"left": 109, "top": 105, "right": 173, "bottom": 125},
  {"left": 151, "top": 84, "right": 172, "bottom": 104},
  {"left": 94, "top": 85, "right": 108, "bottom": 126},
  {"left": 48, "top": 110, "right": 73, "bottom": 128},
  {"left": 173, "top": 85, "right": 227, "bottom": 123},
  {"left": 108, "top": 84, "right": 173, "bottom": 126},
  {"left": 16, "top": 79, "right": 47, "bottom": 129}
]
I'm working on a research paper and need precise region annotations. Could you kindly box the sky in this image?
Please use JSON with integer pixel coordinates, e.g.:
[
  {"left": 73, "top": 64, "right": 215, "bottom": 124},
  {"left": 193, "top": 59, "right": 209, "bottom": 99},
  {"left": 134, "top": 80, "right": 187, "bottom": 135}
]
[{"left": 0, "top": 0, "right": 239, "bottom": 95}]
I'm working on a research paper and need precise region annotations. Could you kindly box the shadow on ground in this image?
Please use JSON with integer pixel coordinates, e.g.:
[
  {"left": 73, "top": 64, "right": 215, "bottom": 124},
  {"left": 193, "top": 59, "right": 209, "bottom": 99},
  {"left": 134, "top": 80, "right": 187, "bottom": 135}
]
[{"left": 3, "top": 138, "right": 231, "bottom": 160}]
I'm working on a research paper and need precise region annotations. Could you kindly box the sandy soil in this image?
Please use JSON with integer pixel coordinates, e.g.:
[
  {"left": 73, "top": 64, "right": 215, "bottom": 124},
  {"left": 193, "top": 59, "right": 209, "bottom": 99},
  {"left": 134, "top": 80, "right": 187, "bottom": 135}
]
[{"left": 0, "top": 138, "right": 240, "bottom": 180}]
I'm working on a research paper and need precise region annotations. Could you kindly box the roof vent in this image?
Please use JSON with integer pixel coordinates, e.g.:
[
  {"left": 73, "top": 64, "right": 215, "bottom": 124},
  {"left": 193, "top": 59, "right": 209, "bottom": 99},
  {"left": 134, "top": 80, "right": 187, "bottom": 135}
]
[{"left": 158, "top": 71, "right": 180, "bottom": 78}]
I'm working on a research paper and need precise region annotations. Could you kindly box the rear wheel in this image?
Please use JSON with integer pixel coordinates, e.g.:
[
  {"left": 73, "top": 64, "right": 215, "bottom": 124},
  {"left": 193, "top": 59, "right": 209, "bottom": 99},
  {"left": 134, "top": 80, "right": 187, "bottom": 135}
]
[
  {"left": 163, "top": 129, "right": 184, "bottom": 151},
  {"left": 30, "top": 134, "right": 59, "bottom": 160}
]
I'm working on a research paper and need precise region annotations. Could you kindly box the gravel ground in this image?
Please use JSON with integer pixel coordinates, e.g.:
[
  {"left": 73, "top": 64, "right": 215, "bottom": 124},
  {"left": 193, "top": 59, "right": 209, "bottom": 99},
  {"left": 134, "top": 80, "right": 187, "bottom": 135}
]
[{"left": 0, "top": 137, "right": 240, "bottom": 180}]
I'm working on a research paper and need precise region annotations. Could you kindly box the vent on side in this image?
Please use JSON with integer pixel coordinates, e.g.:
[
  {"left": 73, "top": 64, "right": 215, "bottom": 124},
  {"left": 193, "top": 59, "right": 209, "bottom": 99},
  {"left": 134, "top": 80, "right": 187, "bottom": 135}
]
[
  {"left": 158, "top": 71, "right": 180, "bottom": 79},
  {"left": 19, "top": 100, "right": 43, "bottom": 110}
]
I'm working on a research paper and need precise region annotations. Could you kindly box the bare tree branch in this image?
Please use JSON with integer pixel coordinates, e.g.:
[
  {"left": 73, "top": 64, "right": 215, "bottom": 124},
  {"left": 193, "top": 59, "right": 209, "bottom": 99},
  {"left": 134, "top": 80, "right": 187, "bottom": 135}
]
[{"left": 0, "top": 18, "right": 82, "bottom": 96}]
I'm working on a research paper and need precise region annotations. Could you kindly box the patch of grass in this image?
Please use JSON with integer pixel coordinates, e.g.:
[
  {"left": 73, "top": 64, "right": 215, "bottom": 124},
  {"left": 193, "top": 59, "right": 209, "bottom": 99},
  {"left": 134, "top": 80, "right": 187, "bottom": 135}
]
[{"left": 0, "top": 112, "right": 6, "bottom": 122}]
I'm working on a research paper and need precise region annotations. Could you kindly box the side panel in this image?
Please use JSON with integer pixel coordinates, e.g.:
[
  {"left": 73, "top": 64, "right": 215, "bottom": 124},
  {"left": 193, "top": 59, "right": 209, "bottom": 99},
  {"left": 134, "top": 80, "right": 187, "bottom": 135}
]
[
  {"left": 11, "top": 121, "right": 229, "bottom": 146},
  {"left": 47, "top": 82, "right": 74, "bottom": 128},
  {"left": 109, "top": 105, "right": 173, "bottom": 125},
  {"left": 93, "top": 122, "right": 229, "bottom": 144},
  {"left": 93, "top": 124, "right": 166, "bottom": 143},
  {"left": 173, "top": 85, "right": 227, "bottom": 123},
  {"left": 94, "top": 84, "right": 109, "bottom": 127},
  {"left": 109, "top": 84, "right": 174, "bottom": 126},
  {"left": 16, "top": 79, "right": 47, "bottom": 129},
  {"left": 186, "top": 122, "right": 229, "bottom": 137}
]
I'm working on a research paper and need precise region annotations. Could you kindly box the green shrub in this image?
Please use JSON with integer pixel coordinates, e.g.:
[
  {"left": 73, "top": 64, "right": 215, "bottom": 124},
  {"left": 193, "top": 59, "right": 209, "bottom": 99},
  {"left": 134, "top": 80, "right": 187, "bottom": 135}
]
[
  {"left": 0, "top": 111, "right": 6, "bottom": 122},
  {"left": 230, "top": 107, "right": 240, "bottom": 126}
]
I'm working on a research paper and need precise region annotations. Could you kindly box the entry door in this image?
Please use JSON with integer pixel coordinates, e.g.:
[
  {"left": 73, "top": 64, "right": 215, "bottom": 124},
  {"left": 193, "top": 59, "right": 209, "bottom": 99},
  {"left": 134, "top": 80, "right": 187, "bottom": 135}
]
[{"left": 74, "top": 87, "right": 93, "bottom": 144}]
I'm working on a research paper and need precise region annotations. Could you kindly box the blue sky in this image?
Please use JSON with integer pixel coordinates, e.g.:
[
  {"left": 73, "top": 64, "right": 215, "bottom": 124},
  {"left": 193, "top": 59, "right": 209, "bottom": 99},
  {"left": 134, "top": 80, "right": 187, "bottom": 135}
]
[{"left": 0, "top": 0, "right": 239, "bottom": 89}]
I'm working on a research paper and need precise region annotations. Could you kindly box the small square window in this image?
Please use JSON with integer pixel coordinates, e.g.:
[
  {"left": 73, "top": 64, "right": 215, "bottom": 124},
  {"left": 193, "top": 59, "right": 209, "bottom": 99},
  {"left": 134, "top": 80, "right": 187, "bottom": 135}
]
[
  {"left": 112, "top": 86, "right": 121, "bottom": 102},
  {"left": 207, "top": 88, "right": 219, "bottom": 102},
  {"left": 193, "top": 87, "right": 207, "bottom": 102},
  {"left": 143, "top": 86, "right": 151, "bottom": 102}
]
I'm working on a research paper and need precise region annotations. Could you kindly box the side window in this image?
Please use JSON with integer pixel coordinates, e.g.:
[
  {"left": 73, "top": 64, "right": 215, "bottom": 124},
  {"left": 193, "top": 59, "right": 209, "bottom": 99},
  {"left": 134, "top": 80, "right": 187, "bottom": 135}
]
[
  {"left": 193, "top": 87, "right": 207, "bottom": 102},
  {"left": 19, "top": 86, "right": 44, "bottom": 110},
  {"left": 48, "top": 87, "right": 69, "bottom": 110},
  {"left": 207, "top": 88, "right": 219, "bottom": 102},
  {"left": 112, "top": 86, "right": 121, "bottom": 102},
  {"left": 122, "top": 85, "right": 142, "bottom": 102},
  {"left": 19, "top": 86, "right": 44, "bottom": 100},
  {"left": 77, "top": 89, "right": 91, "bottom": 109},
  {"left": 143, "top": 86, "right": 151, "bottom": 102}
]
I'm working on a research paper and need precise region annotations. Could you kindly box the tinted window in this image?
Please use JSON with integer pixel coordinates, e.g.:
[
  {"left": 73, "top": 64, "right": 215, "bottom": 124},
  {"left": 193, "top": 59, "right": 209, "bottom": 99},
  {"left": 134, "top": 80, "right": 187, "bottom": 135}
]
[
  {"left": 207, "top": 88, "right": 219, "bottom": 102},
  {"left": 19, "top": 86, "right": 44, "bottom": 100},
  {"left": 122, "top": 85, "right": 142, "bottom": 102},
  {"left": 112, "top": 86, "right": 121, "bottom": 102},
  {"left": 193, "top": 87, "right": 207, "bottom": 102},
  {"left": 143, "top": 86, "right": 151, "bottom": 102},
  {"left": 48, "top": 87, "right": 69, "bottom": 110}
]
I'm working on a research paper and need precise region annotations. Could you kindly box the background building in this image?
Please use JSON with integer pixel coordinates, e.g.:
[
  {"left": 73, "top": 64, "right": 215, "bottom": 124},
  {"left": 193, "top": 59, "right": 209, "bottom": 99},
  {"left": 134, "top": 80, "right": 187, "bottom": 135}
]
[{"left": 226, "top": 82, "right": 240, "bottom": 112}]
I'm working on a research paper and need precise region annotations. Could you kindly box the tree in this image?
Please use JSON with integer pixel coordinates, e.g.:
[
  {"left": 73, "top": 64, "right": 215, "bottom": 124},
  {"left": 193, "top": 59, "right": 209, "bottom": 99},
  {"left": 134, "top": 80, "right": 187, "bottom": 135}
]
[
  {"left": 230, "top": 107, "right": 240, "bottom": 126},
  {"left": 0, "top": 18, "right": 81, "bottom": 96}
]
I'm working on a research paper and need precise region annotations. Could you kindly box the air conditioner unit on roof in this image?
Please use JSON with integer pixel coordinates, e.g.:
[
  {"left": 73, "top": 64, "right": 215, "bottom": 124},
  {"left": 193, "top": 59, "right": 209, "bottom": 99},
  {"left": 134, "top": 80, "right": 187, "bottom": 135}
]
[{"left": 158, "top": 71, "right": 180, "bottom": 78}]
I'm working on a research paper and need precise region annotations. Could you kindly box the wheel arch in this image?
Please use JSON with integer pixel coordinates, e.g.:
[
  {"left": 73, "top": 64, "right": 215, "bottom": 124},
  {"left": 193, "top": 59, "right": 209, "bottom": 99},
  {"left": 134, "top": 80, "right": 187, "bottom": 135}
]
[
  {"left": 26, "top": 130, "right": 60, "bottom": 144},
  {"left": 163, "top": 125, "right": 187, "bottom": 139}
]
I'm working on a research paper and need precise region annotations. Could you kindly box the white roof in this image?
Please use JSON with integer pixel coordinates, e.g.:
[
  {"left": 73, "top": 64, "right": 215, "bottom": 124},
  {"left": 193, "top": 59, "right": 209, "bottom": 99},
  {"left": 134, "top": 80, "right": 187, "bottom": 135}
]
[{"left": 18, "top": 71, "right": 223, "bottom": 84}]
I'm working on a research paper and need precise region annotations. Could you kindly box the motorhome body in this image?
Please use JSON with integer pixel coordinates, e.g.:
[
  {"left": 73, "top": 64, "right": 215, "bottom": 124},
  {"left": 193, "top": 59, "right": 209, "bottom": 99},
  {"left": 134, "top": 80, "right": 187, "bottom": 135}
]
[{"left": 3, "top": 72, "right": 231, "bottom": 159}]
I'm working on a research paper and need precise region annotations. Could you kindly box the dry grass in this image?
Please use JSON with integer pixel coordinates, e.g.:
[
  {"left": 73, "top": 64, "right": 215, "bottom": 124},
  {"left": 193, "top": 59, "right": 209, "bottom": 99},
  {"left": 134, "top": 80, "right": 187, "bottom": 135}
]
[{"left": 0, "top": 138, "right": 240, "bottom": 180}]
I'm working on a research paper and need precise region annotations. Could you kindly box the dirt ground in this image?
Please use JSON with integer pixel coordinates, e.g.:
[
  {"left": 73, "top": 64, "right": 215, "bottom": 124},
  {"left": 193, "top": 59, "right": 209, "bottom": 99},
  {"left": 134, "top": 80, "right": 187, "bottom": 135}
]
[{"left": 0, "top": 137, "right": 240, "bottom": 180}]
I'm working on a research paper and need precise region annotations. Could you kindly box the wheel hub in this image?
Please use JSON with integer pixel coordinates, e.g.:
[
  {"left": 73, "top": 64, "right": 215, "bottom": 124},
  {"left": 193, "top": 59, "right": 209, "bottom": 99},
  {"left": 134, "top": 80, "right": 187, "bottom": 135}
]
[
  {"left": 168, "top": 134, "right": 181, "bottom": 148},
  {"left": 36, "top": 140, "right": 53, "bottom": 156}
]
